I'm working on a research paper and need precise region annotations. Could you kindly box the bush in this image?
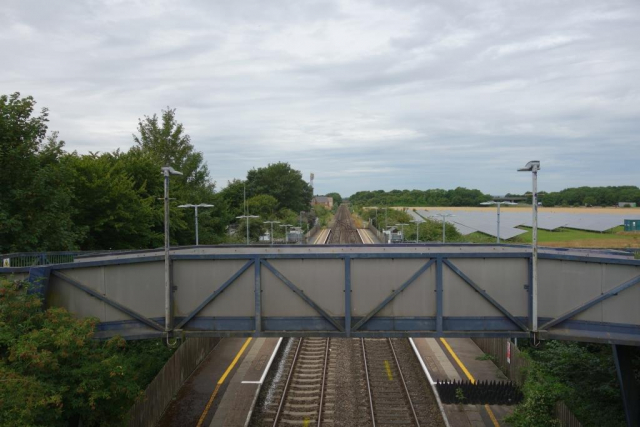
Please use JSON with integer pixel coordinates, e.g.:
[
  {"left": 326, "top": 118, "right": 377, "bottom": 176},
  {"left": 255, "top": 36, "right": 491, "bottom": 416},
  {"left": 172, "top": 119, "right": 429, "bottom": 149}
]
[{"left": 0, "top": 278, "right": 174, "bottom": 426}]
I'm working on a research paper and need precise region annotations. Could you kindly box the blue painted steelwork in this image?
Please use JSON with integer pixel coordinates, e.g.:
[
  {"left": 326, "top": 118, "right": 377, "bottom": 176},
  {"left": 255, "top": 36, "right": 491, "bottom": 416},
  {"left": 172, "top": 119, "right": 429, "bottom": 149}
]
[
  {"left": 260, "top": 260, "right": 345, "bottom": 332},
  {"left": 52, "top": 271, "right": 165, "bottom": 332},
  {"left": 175, "top": 259, "right": 254, "bottom": 329},
  {"left": 3, "top": 245, "right": 639, "bottom": 344},
  {"left": 254, "top": 256, "right": 261, "bottom": 334},
  {"left": 443, "top": 259, "right": 528, "bottom": 332},
  {"left": 351, "top": 259, "right": 435, "bottom": 332},
  {"left": 344, "top": 256, "right": 351, "bottom": 336},
  {"left": 436, "top": 256, "right": 443, "bottom": 335},
  {"left": 540, "top": 273, "right": 640, "bottom": 331}
]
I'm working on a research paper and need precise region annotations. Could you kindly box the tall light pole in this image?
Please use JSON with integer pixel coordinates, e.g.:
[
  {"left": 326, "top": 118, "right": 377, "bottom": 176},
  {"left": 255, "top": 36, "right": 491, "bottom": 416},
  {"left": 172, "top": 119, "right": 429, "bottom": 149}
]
[
  {"left": 280, "top": 224, "right": 293, "bottom": 243},
  {"left": 480, "top": 201, "right": 517, "bottom": 243},
  {"left": 431, "top": 213, "right": 454, "bottom": 243},
  {"left": 410, "top": 219, "right": 423, "bottom": 243},
  {"left": 161, "top": 166, "right": 182, "bottom": 333},
  {"left": 370, "top": 207, "right": 379, "bottom": 229},
  {"left": 178, "top": 203, "right": 214, "bottom": 245},
  {"left": 518, "top": 160, "right": 540, "bottom": 332},
  {"left": 395, "top": 223, "right": 409, "bottom": 242},
  {"left": 264, "top": 220, "right": 280, "bottom": 246},
  {"left": 384, "top": 207, "right": 388, "bottom": 228},
  {"left": 237, "top": 214, "right": 259, "bottom": 245}
]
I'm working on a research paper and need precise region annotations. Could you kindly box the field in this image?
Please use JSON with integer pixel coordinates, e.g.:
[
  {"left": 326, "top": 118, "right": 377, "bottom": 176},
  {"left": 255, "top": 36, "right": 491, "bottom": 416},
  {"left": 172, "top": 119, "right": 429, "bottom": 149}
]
[{"left": 393, "top": 206, "right": 640, "bottom": 248}]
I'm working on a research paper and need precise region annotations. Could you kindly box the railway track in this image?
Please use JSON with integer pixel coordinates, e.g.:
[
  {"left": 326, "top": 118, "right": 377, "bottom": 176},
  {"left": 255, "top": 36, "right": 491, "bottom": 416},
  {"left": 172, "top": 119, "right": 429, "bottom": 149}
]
[
  {"left": 263, "top": 338, "right": 334, "bottom": 426},
  {"left": 327, "top": 204, "right": 362, "bottom": 244}
]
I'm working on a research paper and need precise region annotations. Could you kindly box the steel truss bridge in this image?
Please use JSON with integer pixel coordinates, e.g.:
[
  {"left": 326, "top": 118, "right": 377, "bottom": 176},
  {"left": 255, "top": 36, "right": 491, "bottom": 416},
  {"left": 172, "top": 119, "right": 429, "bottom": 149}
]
[{"left": 2, "top": 244, "right": 639, "bottom": 345}]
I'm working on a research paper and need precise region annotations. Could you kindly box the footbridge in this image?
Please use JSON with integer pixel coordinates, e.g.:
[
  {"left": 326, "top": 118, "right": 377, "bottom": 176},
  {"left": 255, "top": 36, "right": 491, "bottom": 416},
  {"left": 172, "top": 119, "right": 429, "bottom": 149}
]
[{"left": 2, "top": 244, "right": 639, "bottom": 345}]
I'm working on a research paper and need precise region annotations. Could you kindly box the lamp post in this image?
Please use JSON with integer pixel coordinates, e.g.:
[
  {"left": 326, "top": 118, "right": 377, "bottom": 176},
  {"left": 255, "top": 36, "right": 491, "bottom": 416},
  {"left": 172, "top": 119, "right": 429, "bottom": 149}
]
[
  {"left": 161, "top": 166, "right": 182, "bottom": 333},
  {"left": 431, "top": 213, "right": 454, "bottom": 243},
  {"left": 236, "top": 214, "right": 259, "bottom": 245},
  {"left": 395, "top": 223, "right": 409, "bottom": 242},
  {"left": 370, "top": 207, "right": 379, "bottom": 229},
  {"left": 410, "top": 219, "right": 423, "bottom": 243},
  {"left": 178, "top": 203, "right": 214, "bottom": 245},
  {"left": 384, "top": 207, "right": 388, "bottom": 228},
  {"left": 479, "top": 201, "right": 517, "bottom": 243},
  {"left": 279, "top": 224, "right": 293, "bottom": 243},
  {"left": 264, "top": 220, "right": 281, "bottom": 246},
  {"left": 518, "top": 160, "right": 541, "bottom": 331}
]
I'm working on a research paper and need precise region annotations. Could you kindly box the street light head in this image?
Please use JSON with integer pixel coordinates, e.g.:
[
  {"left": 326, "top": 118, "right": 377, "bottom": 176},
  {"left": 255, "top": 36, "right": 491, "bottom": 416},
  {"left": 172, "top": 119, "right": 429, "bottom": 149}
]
[
  {"left": 517, "top": 160, "right": 540, "bottom": 172},
  {"left": 178, "top": 204, "right": 195, "bottom": 208},
  {"left": 161, "top": 166, "right": 183, "bottom": 176},
  {"left": 480, "top": 201, "right": 496, "bottom": 206}
]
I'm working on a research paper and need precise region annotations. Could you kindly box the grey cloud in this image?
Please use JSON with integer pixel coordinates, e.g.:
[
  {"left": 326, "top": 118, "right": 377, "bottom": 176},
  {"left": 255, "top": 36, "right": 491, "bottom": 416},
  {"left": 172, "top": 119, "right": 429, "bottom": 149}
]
[{"left": 1, "top": 0, "right": 638, "bottom": 196}]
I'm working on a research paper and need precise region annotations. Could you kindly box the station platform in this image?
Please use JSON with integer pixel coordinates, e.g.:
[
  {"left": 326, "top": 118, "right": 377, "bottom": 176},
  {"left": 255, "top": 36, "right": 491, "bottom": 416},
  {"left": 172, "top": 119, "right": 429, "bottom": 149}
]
[
  {"left": 209, "top": 337, "right": 281, "bottom": 426},
  {"left": 412, "top": 337, "right": 514, "bottom": 427}
]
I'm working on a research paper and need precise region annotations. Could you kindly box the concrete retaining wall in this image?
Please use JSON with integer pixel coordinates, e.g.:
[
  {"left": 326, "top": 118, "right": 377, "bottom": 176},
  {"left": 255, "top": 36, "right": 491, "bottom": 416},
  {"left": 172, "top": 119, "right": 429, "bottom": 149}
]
[{"left": 127, "top": 337, "right": 220, "bottom": 427}]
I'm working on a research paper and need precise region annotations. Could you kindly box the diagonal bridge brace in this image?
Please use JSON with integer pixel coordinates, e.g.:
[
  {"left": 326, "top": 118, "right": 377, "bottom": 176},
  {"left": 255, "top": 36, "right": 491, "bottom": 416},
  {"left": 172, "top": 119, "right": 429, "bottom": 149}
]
[
  {"left": 260, "top": 260, "right": 344, "bottom": 332},
  {"left": 443, "top": 259, "right": 528, "bottom": 332},
  {"left": 352, "top": 259, "right": 436, "bottom": 332},
  {"left": 52, "top": 271, "right": 165, "bottom": 332},
  {"left": 540, "top": 273, "right": 640, "bottom": 331},
  {"left": 176, "top": 259, "right": 255, "bottom": 329}
]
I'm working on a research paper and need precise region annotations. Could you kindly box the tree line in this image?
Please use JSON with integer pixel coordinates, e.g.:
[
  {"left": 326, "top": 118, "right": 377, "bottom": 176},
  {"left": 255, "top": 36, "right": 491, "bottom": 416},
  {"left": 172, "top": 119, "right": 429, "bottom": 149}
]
[
  {"left": 0, "top": 93, "right": 314, "bottom": 253},
  {"left": 349, "top": 188, "right": 493, "bottom": 207}
]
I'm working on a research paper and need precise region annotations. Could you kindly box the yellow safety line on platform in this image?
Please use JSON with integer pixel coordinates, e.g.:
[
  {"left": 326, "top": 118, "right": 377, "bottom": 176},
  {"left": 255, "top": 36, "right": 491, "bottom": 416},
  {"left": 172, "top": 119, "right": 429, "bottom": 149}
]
[
  {"left": 440, "top": 338, "right": 500, "bottom": 427},
  {"left": 196, "top": 337, "right": 253, "bottom": 427}
]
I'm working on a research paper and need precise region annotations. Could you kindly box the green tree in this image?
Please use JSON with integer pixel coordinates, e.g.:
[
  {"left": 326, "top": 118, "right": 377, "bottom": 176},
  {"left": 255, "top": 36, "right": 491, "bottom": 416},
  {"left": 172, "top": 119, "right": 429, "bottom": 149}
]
[
  {"left": 246, "top": 162, "right": 313, "bottom": 212},
  {"left": 325, "top": 192, "right": 343, "bottom": 207},
  {"left": 0, "top": 93, "right": 80, "bottom": 252}
]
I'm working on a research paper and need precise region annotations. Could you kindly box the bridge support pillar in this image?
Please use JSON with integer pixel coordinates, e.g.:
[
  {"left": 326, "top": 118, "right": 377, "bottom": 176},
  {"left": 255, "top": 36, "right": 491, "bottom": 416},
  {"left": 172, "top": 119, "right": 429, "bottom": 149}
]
[{"left": 613, "top": 344, "right": 639, "bottom": 427}]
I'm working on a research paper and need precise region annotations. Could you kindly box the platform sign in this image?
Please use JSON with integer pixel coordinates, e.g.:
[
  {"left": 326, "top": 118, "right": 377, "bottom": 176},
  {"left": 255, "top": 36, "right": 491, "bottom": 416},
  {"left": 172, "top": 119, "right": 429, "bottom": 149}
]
[{"left": 507, "top": 341, "right": 511, "bottom": 364}]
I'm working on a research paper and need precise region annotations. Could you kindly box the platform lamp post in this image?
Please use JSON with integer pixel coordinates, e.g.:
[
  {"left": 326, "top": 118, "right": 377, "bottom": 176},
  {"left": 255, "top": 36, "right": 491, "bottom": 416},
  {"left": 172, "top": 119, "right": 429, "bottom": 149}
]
[
  {"left": 431, "top": 213, "right": 454, "bottom": 243},
  {"left": 410, "top": 219, "right": 423, "bottom": 243},
  {"left": 161, "top": 166, "right": 182, "bottom": 334},
  {"left": 178, "top": 203, "right": 214, "bottom": 245},
  {"left": 236, "top": 214, "right": 259, "bottom": 245},
  {"left": 518, "top": 160, "right": 541, "bottom": 332},
  {"left": 479, "top": 201, "right": 517, "bottom": 243},
  {"left": 279, "top": 224, "right": 293, "bottom": 243},
  {"left": 369, "top": 207, "right": 379, "bottom": 229},
  {"left": 395, "top": 223, "right": 409, "bottom": 242},
  {"left": 264, "top": 220, "right": 280, "bottom": 246}
]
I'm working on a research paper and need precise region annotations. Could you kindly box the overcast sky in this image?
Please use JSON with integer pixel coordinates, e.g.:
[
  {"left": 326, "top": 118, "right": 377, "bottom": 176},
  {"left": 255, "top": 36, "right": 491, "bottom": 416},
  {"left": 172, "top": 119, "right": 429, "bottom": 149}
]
[{"left": 2, "top": 1, "right": 639, "bottom": 196}]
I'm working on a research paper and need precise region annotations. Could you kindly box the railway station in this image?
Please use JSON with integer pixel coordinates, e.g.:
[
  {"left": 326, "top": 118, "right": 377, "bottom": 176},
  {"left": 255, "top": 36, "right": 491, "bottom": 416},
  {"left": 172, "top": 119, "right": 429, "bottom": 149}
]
[{"left": 3, "top": 204, "right": 639, "bottom": 427}]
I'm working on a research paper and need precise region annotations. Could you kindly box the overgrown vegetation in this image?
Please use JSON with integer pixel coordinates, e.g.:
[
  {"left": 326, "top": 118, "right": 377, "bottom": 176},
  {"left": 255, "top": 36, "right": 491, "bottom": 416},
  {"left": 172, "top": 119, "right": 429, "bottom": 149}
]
[
  {"left": 0, "top": 278, "right": 175, "bottom": 426},
  {"left": 508, "top": 341, "right": 635, "bottom": 427}
]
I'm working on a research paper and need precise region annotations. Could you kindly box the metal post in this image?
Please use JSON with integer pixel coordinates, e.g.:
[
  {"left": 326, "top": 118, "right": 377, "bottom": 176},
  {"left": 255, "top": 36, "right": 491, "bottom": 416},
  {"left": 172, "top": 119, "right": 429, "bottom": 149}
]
[
  {"left": 385, "top": 207, "right": 388, "bottom": 228},
  {"left": 271, "top": 222, "right": 274, "bottom": 245},
  {"left": 518, "top": 161, "right": 540, "bottom": 332},
  {"left": 497, "top": 202, "right": 501, "bottom": 243},
  {"left": 195, "top": 205, "right": 199, "bottom": 246},
  {"left": 442, "top": 218, "right": 446, "bottom": 243},
  {"left": 164, "top": 172, "right": 170, "bottom": 332},
  {"left": 416, "top": 222, "right": 419, "bottom": 243},
  {"left": 532, "top": 168, "right": 538, "bottom": 331}
]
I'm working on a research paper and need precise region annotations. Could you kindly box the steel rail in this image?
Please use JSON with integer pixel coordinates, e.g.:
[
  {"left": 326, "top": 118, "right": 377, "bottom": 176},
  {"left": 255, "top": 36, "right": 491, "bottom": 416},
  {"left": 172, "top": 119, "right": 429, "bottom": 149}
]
[
  {"left": 388, "top": 338, "right": 421, "bottom": 426},
  {"left": 361, "top": 338, "right": 377, "bottom": 427},
  {"left": 317, "top": 338, "right": 331, "bottom": 427},
  {"left": 272, "top": 338, "right": 303, "bottom": 426}
]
